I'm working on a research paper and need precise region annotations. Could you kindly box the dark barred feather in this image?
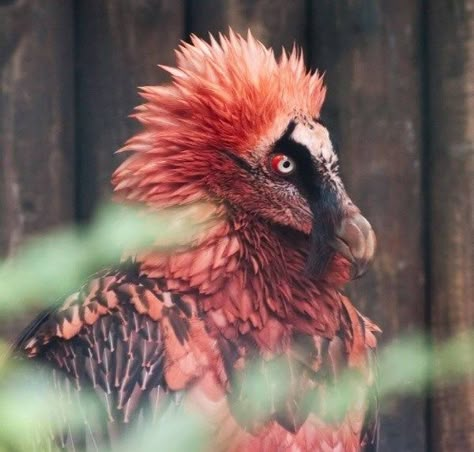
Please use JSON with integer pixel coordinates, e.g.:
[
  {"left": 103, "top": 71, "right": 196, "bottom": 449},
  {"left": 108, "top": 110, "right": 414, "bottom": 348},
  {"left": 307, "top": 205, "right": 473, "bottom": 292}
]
[{"left": 13, "top": 263, "right": 379, "bottom": 451}]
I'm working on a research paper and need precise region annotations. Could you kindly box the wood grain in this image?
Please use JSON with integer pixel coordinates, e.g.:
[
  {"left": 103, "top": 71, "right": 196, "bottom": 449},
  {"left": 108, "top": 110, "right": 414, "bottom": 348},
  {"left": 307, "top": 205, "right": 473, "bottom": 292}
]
[
  {"left": 311, "top": 1, "right": 426, "bottom": 450},
  {"left": 0, "top": 0, "right": 74, "bottom": 339},
  {"left": 0, "top": 0, "right": 74, "bottom": 254},
  {"left": 188, "top": 0, "right": 307, "bottom": 53},
  {"left": 428, "top": 1, "right": 474, "bottom": 450},
  {"left": 75, "top": 0, "right": 185, "bottom": 220}
]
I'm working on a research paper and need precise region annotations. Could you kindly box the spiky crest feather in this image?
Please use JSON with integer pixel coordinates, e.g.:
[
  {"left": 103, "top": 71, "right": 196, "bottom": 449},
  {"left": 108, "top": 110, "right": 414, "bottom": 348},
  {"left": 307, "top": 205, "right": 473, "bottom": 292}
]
[{"left": 114, "top": 30, "right": 325, "bottom": 173}]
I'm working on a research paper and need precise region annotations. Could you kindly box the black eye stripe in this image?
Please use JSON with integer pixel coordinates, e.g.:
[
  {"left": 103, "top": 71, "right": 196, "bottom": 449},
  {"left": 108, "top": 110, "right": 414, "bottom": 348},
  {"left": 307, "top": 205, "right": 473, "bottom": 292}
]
[
  {"left": 281, "top": 120, "right": 297, "bottom": 139},
  {"left": 223, "top": 120, "right": 331, "bottom": 205},
  {"left": 272, "top": 121, "right": 320, "bottom": 198}
]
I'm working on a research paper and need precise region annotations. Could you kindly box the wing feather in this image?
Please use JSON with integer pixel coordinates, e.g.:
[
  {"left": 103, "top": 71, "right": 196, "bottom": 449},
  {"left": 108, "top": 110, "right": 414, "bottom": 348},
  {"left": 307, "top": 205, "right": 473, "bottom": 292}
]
[
  {"left": 12, "top": 263, "right": 196, "bottom": 449},
  {"left": 13, "top": 263, "right": 380, "bottom": 451}
]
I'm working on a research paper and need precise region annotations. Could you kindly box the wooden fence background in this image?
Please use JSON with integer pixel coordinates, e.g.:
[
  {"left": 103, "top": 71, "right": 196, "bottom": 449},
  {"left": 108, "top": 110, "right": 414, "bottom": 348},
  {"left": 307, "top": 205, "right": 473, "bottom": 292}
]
[{"left": 0, "top": 1, "right": 472, "bottom": 451}]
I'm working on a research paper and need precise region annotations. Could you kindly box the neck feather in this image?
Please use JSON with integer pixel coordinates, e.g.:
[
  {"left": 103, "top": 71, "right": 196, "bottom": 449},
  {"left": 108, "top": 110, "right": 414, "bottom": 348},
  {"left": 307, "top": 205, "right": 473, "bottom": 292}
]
[{"left": 133, "top": 201, "right": 350, "bottom": 337}]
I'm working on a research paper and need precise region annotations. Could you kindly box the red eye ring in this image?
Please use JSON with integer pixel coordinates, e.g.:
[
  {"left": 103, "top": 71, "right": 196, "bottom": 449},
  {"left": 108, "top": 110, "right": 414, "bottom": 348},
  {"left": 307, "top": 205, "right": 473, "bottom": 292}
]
[{"left": 271, "top": 154, "right": 296, "bottom": 175}]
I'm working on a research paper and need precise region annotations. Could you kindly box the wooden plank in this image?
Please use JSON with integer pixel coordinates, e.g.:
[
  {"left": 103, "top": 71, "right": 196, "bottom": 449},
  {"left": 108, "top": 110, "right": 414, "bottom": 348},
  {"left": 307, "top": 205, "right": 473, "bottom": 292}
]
[
  {"left": 76, "top": 0, "right": 185, "bottom": 220},
  {"left": 0, "top": 1, "right": 74, "bottom": 338},
  {"left": 428, "top": 2, "right": 474, "bottom": 451},
  {"left": 0, "top": 0, "right": 74, "bottom": 254},
  {"left": 311, "top": 2, "right": 426, "bottom": 450},
  {"left": 188, "top": 0, "right": 307, "bottom": 52}
]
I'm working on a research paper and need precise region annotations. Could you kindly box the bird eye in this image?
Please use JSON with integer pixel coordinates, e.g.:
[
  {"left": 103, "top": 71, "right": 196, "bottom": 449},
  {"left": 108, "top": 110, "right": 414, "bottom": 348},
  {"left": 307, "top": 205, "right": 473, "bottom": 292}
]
[{"left": 270, "top": 154, "right": 296, "bottom": 175}]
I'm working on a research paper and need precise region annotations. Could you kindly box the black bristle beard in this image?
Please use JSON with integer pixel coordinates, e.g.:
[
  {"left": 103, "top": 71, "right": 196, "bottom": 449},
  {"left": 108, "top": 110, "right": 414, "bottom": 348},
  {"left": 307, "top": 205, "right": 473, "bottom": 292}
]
[{"left": 306, "top": 186, "right": 343, "bottom": 279}]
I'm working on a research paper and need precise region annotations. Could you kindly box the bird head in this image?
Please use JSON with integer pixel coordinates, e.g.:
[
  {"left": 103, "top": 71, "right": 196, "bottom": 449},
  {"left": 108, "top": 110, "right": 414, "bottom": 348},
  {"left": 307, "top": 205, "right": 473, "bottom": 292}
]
[{"left": 113, "top": 31, "right": 375, "bottom": 280}]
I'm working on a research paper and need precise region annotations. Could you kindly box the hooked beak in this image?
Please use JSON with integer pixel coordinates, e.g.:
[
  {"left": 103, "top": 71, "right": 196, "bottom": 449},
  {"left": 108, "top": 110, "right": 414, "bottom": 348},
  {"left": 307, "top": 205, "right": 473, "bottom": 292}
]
[
  {"left": 306, "top": 182, "right": 375, "bottom": 281},
  {"left": 329, "top": 213, "right": 376, "bottom": 279}
]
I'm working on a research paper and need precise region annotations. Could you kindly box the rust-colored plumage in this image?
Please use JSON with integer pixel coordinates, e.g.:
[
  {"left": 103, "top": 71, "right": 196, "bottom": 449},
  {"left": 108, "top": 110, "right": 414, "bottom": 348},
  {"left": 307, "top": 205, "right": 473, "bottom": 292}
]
[{"left": 15, "top": 31, "right": 380, "bottom": 451}]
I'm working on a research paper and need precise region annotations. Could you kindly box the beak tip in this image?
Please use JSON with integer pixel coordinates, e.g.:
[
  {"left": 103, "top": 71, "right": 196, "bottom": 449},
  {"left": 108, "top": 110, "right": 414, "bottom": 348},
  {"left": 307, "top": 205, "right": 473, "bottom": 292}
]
[{"left": 351, "top": 261, "right": 370, "bottom": 279}]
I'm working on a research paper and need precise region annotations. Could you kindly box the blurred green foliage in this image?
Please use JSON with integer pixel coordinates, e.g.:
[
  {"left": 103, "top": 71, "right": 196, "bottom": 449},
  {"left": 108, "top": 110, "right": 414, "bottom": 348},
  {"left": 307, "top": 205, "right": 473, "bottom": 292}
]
[
  {"left": 0, "top": 204, "right": 208, "bottom": 310},
  {"left": 0, "top": 204, "right": 472, "bottom": 451}
]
